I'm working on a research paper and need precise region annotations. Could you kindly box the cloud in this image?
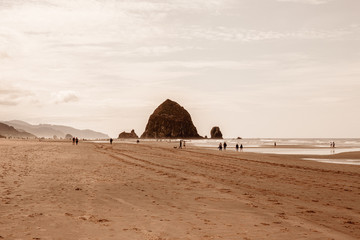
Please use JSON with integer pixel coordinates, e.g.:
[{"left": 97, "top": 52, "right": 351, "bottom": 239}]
[
  {"left": 0, "top": 51, "right": 10, "bottom": 59},
  {"left": 52, "top": 90, "right": 79, "bottom": 104},
  {"left": 0, "top": 100, "right": 18, "bottom": 106},
  {"left": 175, "top": 26, "right": 356, "bottom": 42},
  {"left": 119, "top": 46, "right": 201, "bottom": 57},
  {"left": 276, "top": 0, "right": 332, "bottom": 4},
  {"left": 0, "top": 84, "right": 35, "bottom": 106}
]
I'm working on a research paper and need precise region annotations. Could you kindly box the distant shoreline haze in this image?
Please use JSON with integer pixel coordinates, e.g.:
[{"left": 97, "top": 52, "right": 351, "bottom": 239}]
[{"left": 1, "top": 120, "right": 109, "bottom": 139}]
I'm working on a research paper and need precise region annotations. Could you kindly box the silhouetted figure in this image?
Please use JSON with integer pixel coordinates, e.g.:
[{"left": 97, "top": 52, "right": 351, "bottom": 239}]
[
  {"left": 110, "top": 138, "right": 113, "bottom": 144},
  {"left": 75, "top": 137, "right": 78, "bottom": 145},
  {"left": 137, "top": 140, "right": 140, "bottom": 143},
  {"left": 240, "top": 144, "right": 243, "bottom": 151},
  {"left": 72, "top": 137, "right": 75, "bottom": 145},
  {"left": 236, "top": 144, "right": 239, "bottom": 151},
  {"left": 223, "top": 142, "right": 227, "bottom": 150},
  {"left": 183, "top": 141, "right": 186, "bottom": 148},
  {"left": 274, "top": 142, "right": 277, "bottom": 147},
  {"left": 218, "top": 143, "right": 222, "bottom": 151},
  {"left": 330, "top": 142, "right": 333, "bottom": 148},
  {"left": 333, "top": 142, "right": 335, "bottom": 148},
  {"left": 179, "top": 140, "right": 182, "bottom": 149}
]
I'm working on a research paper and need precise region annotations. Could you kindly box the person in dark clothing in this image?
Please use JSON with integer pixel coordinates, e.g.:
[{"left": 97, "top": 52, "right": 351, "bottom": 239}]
[
  {"left": 72, "top": 137, "right": 75, "bottom": 145},
  {"left": 179, "top": 140, "right": 182, "bottom": 149},
  {"left": 218, "top": 142, "right": 222, "bottom": 151},
  {"left": 236, "top": 143, "right": 239, "bottom": 151},
  {"left": 75, "top": 137, "right": 78, "bottom": 145},
  {"left": 110, "top": 138, "right": 113, "bottom": 144},
  {"left": 223, "top": 142, "right": 227, "bottom": 150},
  {"left": 240, "top": 144, "right": 243, "bottom": 151}
]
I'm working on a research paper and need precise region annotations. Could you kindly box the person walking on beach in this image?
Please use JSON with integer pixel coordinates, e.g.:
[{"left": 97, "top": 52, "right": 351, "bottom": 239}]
[
  {"left": 333, "top": 142, "right": 335, "bottom": 148},
  {"left": 274, "top": 142, "right": 277, "bottom": 147},
  {"left": 218, "top": 143, "right": 223, "bottom": 151},
  {"left": 240, "top": 144, "right": 243, "bottom": 151},
  {"left": 223, "top": 142, "right": 227, "bottom": 150},
  {"left": 179, "top": 140, "right": 183, "bottom": 149},
  {"left": 72, "top": 137, "right": 75, "bottom": 145},
  {"left": 110, "top": 138, "right": 113, "bottom": 144},
  {"left": 183, "top": 141, "right": 186, "bottom": 148},
  {"left": 236, "top": 143, "right": 239, "bottom": 151},
  {"left": 75, "top": 137, "right": 78, "bottom": 145}
]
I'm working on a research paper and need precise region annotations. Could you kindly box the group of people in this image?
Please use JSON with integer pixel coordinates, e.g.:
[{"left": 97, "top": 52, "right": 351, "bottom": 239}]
[
  {"left": 218, "top": 142, "right": 227, "bottom": 150},
  {"left": 218, "top": 142, "right": 243, "bottom": 151},
  {"left": 330, "top": 141, "right": 336, "bottom": 148},
  {"left": 179, "top": 140, "right": 186, "bottom": 149},
  {"left": 72, "top": 137, "right": 79, "bottom": 145}
]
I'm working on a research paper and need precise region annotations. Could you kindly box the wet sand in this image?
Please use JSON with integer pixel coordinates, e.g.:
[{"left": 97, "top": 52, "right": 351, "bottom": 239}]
[{"left": 0, "top": 139, "right": 359, "bottom": 239}]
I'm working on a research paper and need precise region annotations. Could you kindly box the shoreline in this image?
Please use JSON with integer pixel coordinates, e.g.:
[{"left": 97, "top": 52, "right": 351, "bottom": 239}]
[{"left": 90, "top": 138, "right": 360, "bottom": 162}]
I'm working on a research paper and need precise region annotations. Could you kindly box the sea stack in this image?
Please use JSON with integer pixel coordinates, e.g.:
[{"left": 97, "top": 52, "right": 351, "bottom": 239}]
[
  {"left": 210, "top": 126, "right": 223, "bottom": 139},
  {"left": 141, "top": 99, "right": 201, "bottom": 139},
  {"left": 118, "top": 130, "right": 139, "bottom": 139}
]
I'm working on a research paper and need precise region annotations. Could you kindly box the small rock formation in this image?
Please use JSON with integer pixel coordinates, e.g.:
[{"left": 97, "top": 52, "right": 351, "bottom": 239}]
[
  {"left": 118, "top": 130, "right": 139, "bottom": 139},
  {"left": 237, "top": 137, "right": 242, "bottom": 139},
  {"left": 141, "top": 99, "right": 201, "bottom": 139},
  {"left": 210, "top": 126, "right": 223, "bottom": 139},
  {"left": 65, "top": 134, "right": 73, "bottom": 139}
]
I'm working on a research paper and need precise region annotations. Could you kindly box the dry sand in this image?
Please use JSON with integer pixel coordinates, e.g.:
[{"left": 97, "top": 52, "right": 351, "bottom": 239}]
[{"left": 0, "top": 139, "right": 359, "bottom": 240}]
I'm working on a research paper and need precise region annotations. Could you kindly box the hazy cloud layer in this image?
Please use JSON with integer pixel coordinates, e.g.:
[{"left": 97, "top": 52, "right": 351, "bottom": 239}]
[{"left": 276, "top": 0, "right": 332, "bottom": 4}]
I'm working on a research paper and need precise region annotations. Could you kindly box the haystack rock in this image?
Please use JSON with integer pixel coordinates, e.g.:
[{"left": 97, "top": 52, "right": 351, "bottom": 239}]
[
  {"left": 210, "top": 126, "right": 223, "bottom": 139},
  {"left": 141, "top": 99, "right": 201, "bottom": 139},
  {"left": 118, "top": 129, "right": 139, "bottom": 139}
]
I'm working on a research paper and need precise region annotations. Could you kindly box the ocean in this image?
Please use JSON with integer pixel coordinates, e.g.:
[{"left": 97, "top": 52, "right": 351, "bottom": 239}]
[{"left": 186, "top": 138, "right": 360, "bottom": 165}]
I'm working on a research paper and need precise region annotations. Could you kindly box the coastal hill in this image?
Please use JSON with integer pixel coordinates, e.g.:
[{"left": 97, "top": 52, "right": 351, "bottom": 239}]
[
  {"left": 141, "top": 99, "right": 201, "bottom": 139},
  {"left": 0, "top": 122, "right": 36, "bottom": 138},
  {"left": 2, "top": 120, "right": 109, "bottom": 139}
]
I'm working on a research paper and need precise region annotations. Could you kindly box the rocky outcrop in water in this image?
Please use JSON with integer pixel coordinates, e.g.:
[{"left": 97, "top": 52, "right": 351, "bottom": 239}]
[
  {"left": 141, "top": 99, "right": 201, "bottom": 139},
  {"left": 118, "top": 130, "right": 139, "bottom": 139},
  {"left": 210, "top": 126, "right": 223, "bottom": 139}
]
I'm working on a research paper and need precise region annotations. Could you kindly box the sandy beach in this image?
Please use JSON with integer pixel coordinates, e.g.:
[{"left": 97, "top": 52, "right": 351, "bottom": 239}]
[{"left": 0, "top": 139, "right": 359, "bottom": 240}]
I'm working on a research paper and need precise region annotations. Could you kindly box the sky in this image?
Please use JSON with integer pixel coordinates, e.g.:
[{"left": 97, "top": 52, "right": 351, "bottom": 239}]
[{"left": 0, "top": 0, "right": 359, "bottom": 138}]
